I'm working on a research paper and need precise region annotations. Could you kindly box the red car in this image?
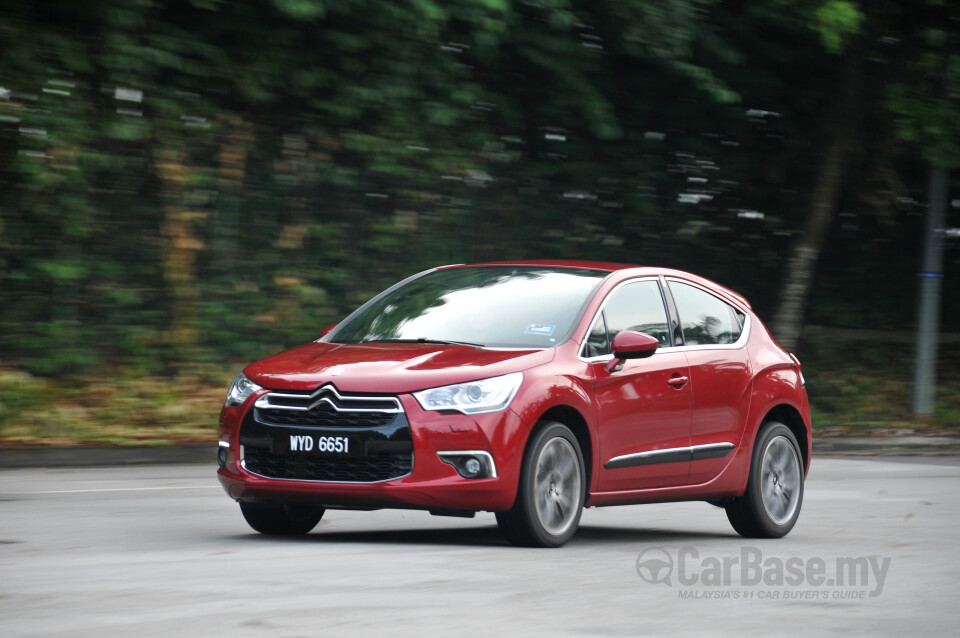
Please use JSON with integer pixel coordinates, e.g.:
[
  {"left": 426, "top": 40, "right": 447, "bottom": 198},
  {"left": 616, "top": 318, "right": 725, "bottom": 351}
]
[{"left": 217, "top": 261, "right": 810, "bottom": 547}]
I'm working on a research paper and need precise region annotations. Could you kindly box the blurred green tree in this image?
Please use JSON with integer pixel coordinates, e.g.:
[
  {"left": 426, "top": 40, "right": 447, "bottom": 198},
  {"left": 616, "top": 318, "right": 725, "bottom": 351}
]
[{"left": 0, "top": 0, "right": 956, "bottom": 384}]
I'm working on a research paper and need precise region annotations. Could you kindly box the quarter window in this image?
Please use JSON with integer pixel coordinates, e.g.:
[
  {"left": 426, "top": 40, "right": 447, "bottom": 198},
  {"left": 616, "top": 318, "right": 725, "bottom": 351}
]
[
  {"left": 669, "top": 281, "right": 742, "bottom": 345},
  {"left": 584, "top": 314, "right": 610, "bottom": 358}
]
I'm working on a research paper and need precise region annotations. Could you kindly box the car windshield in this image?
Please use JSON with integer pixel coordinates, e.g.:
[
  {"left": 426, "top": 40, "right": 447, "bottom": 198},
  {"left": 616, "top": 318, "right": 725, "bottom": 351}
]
[{"left": 330, "top": 266, "right": 608, "bottom": 348}]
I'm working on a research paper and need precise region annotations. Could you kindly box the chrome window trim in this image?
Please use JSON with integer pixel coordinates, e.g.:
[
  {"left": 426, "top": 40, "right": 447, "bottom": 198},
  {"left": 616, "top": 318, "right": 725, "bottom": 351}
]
[
  {"left": 255, "top": 383, "right": 403, "bottom": 413},
  {"left": 666, "top": 316, "right": 750, "bottom": 352},
  {"left": 580, "top": 350, "right": 673, "bottom": 364},
  {"left": 580, "top": 353, "right": 616, "bottom": 364},
  {"left": 437, "top": 450, "right": 498, "bottom": 479},
  {"left": 663, "top": 278, "right": 752, "bottom": 351},
  {"left": 604, "top": 442, "right": 735, "bottom": 470},
  {"left": 577, "top": 276, "right": 669, "bottom": 363}
]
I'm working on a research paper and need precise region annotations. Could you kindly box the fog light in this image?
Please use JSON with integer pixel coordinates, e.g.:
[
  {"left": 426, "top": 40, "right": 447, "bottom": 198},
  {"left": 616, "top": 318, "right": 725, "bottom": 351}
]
[
  {"left": 463, "top": 457, "right": 482, "bottom": 477},
  {"left": 437, "top": 450, "right": 497, "bottom": 479}
]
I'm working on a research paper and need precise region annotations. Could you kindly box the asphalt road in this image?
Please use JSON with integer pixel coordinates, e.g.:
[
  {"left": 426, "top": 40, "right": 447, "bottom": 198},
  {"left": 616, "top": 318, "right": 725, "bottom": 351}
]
[{"left": 1, "top": 457, "right": 957, "bottom": 637}]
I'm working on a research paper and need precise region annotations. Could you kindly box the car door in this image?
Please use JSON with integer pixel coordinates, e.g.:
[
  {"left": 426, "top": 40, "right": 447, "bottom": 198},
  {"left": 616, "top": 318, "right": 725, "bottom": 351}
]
[
  {"left": 666, "top": 279, "right": 752, "bottom": 485},
  {"left": 585, "top": 279, "right": 693, "bottom": 492}
]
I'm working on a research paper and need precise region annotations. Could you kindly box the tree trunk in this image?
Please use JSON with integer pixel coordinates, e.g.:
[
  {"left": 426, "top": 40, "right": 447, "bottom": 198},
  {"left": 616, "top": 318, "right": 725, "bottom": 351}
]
[{"left": 771, "top": 53, "right": 862, "bottom": 352}]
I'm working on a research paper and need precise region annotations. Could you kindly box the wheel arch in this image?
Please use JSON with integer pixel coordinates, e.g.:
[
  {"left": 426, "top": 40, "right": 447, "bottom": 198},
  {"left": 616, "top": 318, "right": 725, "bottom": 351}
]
[
  {"left": 739, "top": 361, "right": 811, "bottom": 478},
  {"left": 763, "top": 404, "right": 810, "bottom": 473},
  {"left": 535, "top": 405, "right": 594, "bottom": 493}
]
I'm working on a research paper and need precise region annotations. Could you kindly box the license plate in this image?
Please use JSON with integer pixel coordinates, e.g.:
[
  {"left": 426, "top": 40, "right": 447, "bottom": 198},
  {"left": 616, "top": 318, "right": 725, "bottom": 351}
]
[{"left": 277, "top": 433, "right": 359, "bottom": 457}]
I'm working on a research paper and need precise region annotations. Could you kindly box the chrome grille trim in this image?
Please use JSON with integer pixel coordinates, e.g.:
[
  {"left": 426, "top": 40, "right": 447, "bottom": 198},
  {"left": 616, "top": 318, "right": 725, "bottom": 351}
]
[{"left": 254, "top": 384, "right": 403, "bottom": 413}]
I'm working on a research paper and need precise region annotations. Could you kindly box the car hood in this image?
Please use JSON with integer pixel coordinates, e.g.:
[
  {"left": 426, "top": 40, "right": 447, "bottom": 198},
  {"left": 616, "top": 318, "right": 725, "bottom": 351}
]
[{"left": 244, "top": 341, "right": 555, "bottom": 394}]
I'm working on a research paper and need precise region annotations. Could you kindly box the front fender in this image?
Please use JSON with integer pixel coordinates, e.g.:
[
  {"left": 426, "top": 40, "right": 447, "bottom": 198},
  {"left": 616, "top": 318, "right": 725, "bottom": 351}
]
[{"left": 508, "top": 372, "right": 599, "bottom": 491}]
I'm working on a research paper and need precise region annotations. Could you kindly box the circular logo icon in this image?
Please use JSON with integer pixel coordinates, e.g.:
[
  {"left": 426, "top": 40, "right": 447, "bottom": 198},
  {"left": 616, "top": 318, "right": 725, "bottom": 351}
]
[{"left": 635, "top": 547, "right": 674, "bottom": 586}]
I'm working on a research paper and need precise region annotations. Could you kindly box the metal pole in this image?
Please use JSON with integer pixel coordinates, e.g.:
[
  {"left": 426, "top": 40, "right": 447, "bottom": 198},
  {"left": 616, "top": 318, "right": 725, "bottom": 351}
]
[{"left": 912, "top": 167, "right": 948, "bottom": 416}]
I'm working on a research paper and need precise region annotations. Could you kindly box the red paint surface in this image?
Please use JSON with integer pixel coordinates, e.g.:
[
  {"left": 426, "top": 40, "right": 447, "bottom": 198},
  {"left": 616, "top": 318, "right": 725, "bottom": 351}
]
[{"left": 218, "top": 262, "right": 810, "bottom": 513}]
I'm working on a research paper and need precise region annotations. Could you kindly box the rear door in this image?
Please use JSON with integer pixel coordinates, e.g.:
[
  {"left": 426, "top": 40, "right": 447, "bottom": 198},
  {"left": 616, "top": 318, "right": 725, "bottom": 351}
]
[{"left": 666, "top": 279, "right": 752, "bottom": 485}]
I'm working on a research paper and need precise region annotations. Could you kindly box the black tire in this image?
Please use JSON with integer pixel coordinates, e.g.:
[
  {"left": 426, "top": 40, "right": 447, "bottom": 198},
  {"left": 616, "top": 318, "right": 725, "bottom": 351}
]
[
  {"left": 726, "top": 421, "right": 804, "bottom": 538},
  {"left": 496, "top": 422, "right": 586, "bottom": 547},
  {"left": 239, "top": 501, "right": 325, "bottom": 535}
]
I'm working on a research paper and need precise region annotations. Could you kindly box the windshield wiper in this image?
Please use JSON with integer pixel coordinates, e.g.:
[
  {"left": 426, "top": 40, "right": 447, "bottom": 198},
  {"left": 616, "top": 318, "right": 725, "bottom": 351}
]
[{"left": 360, "top": 338, "right": 484, "bottom": 348}]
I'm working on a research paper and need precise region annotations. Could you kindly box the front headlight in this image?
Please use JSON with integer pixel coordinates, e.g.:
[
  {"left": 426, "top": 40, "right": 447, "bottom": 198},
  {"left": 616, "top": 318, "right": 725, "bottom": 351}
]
[
  {"left": 413, "top": 372, "right": 523, "bottom": 415},
  {"left": 225, "top": 372, "right": 262, "bottom": 407}
]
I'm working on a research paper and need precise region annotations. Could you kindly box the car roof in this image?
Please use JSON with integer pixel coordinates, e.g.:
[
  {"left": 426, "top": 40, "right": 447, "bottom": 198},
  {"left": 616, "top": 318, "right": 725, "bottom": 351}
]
[
  {"left": 436, "top": 260, "right": 752, "bottom": 309},
  {"left": 440, "top": 259, "right": 637, "bottom": 272}
]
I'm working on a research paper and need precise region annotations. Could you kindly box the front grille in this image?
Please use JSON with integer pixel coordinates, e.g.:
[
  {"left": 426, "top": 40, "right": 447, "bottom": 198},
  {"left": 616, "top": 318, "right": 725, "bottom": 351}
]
[
  {"left": 256, "top": 403, "right": 394, "bottom": 429},
  {"left": 240, "top": 383, "right": 412, "bottom": 483},
  {"left": 256, "top": 384, "right": 402, "bottom": 413},
  {"left": 243, "top": 448, "right": 412, "bottom": 482}
]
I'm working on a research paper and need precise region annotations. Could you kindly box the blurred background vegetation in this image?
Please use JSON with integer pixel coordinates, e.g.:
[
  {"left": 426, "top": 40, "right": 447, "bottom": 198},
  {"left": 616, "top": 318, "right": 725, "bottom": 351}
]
[{"left": 0, "top": 0, "right": 958, "bottom": 445}]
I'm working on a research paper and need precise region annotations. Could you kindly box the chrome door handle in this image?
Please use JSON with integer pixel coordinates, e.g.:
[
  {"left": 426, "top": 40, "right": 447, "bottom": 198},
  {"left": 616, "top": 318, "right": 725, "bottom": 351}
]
[{"left": 667, "top": 375, "right": 689, "bottom": 388}]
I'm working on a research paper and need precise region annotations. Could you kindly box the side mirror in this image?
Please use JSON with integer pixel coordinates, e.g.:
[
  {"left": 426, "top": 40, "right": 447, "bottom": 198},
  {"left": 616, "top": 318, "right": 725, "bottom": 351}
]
[
  {"left": 606, "top": 331, "right": 659, "bottom": 372},
  {"left": 318, "top": 324, "right": 337, "bottom": 339}
]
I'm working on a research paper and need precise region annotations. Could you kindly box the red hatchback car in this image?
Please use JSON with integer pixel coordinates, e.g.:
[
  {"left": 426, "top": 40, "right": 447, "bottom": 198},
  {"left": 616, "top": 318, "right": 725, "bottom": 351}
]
[{"left": 217, "top": 261, "right": 810, "bottom": 546}]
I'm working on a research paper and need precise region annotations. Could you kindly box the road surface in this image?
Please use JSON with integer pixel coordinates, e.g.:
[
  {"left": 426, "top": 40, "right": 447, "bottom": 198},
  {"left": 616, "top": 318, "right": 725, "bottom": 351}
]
[{"left": 1, "top": 457, "right": 957, "bottom": 637}]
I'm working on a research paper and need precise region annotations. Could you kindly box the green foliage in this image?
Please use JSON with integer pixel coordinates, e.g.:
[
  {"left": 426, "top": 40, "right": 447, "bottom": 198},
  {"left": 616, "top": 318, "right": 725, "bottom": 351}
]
[
  {"left": 0, "top": 0, "right": 957, "bottom": 442},
  {"left": 888, "top": 83, "right": 960, "bottom": 169},
  {"left": 0, "top": 367, "right": 233, "bottom": 444},
  {"left": 811, "top": 0, "right": 864, "bottom": 54},
  {"left": 798, "top": 328, "right": 960, "bottom": 429},
  {"left": 271, "top": 0, "right": 326, "bottom": 20}
]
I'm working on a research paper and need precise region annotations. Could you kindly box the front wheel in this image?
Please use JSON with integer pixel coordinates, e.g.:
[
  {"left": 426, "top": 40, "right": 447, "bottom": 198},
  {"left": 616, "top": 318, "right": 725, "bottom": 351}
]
[
  {"left": 239, "top": 501, "right": 325, "bottom": 535},
  {"left": 726, "top": 421, "right": 804, "bottom": 538},
  {"left": 497, "top": 422, "right": 585, "bottom": 547}
]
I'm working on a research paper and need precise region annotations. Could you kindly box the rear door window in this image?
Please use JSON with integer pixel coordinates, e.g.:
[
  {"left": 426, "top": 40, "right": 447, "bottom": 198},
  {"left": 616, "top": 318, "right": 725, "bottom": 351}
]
[{"left": 668, "top": 281, "right": 742, "bottom": 345}]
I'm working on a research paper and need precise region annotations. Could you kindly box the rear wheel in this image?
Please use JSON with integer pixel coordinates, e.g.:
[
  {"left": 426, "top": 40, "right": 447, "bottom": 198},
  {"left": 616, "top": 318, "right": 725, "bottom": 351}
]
[
  {"left": 726, "top": 421, "right": 804, "bottom": 538},
  {"left": 239, "top": 501, "right": 325, "bottom": 535},
  {"left": 497, "top": 422, "right": 585, "bottom": 547}
]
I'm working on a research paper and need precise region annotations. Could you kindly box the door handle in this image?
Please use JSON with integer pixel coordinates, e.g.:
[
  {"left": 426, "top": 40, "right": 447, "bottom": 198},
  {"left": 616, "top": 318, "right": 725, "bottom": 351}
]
[{"left": 667, "top": 375, "right": 689, "bottom": 388}]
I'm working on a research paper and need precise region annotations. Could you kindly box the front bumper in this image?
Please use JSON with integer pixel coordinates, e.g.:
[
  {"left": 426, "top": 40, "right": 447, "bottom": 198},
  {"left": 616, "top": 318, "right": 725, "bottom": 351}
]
[{"left": 217, "top": 393, "right": 525, "bottom": 512}]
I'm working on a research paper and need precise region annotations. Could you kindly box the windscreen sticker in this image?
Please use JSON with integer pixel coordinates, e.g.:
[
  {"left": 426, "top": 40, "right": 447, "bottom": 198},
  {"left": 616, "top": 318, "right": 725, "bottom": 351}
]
[{"left": 525, "top": 323, "right": 555, "bottom": 336}]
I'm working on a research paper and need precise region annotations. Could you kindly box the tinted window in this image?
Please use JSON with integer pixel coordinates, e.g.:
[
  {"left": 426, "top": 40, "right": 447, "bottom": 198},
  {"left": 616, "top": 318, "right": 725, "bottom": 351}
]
[
  {"left": 669, "top": 281, "right": 742, "bottom": 345},
  {"left": 584, "top": 314, "right": 610, "bottom": 357},
  {"left": 600, "top": 280, "right": 670, "bottom": 347},
  {"left": 331, "top": 266, "right": 607, "bottom": 348}
]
